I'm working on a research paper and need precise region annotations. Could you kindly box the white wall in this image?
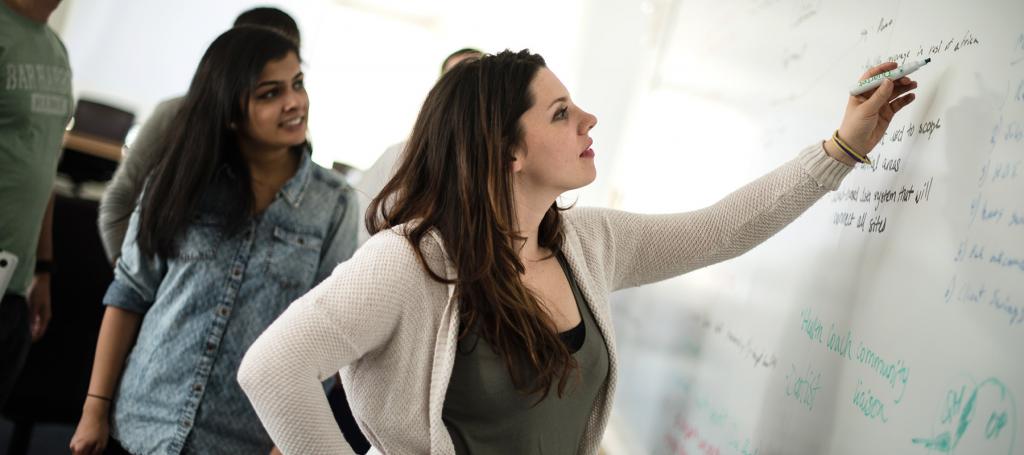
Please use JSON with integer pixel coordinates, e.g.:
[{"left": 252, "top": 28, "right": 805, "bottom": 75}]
[{"left": 50, "top": 0, "right": 686, "bottom": 208}]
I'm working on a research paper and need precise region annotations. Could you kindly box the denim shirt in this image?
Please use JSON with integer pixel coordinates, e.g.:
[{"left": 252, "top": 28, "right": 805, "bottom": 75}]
[{"left": 103, "top": 150, "right": 359, "bottom": 455}]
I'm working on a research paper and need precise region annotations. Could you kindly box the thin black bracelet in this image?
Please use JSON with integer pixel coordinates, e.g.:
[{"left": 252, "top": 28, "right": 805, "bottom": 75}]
[
  {"left": 840, "top": 144, "right": 865, "bottom": 165},
  {"left": 87, "top": 393, "right": 112, "bottom": 402}
]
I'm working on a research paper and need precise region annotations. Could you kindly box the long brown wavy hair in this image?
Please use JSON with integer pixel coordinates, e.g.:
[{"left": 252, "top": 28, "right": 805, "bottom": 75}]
[{"left": 367, "top": 49, "right": 576, "bottom": 401}]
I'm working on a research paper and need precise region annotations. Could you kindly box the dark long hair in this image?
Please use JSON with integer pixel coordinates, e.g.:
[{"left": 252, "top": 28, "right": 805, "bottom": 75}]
[
  {"left": 368, "top": 50, "right": 575, "bottom": 401},
  {"left": 137, "top": 26, "right": 302, "bottom": 258}
]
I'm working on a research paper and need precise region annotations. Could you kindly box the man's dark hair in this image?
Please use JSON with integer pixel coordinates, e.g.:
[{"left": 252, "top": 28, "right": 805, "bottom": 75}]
[
  {"left": 234, "top": 7, "right": 300, "bottom": 44},
  {"left": 440, "top": 47, "right": 483, "bottom": 74}
]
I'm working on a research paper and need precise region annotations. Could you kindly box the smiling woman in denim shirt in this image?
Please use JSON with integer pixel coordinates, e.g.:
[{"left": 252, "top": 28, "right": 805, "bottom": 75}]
[{"left": 68, "top": 26, "right": 359, "bottom": 455}]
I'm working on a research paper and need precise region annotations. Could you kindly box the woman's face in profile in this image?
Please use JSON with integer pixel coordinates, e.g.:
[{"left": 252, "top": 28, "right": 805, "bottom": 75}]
[{"left": 512, "top": 67, "right": 599, "bottom": 195}]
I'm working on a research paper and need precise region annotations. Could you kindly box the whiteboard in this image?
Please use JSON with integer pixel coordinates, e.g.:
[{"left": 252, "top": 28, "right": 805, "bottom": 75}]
[{"left": 607, "top": 1, "right": 1024, "bottom": 454}]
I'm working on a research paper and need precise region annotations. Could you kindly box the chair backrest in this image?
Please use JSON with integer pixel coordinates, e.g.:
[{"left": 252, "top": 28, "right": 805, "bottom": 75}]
[
  {"left": 60, "top": 99, "right": 135, "bottom": 185},
  {"left": 70, "top": 99, "right": 135, "bottom": 142}
]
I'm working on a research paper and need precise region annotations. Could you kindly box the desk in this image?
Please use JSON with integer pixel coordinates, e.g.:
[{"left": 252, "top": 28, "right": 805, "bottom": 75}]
[{"left": 63, "top": 131, "right": 122, "bottom": 162}]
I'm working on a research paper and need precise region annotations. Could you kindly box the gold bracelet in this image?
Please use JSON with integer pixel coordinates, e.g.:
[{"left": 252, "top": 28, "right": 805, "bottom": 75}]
[{"left": 832, "top": 130, "right": 871, "bottom": 164}]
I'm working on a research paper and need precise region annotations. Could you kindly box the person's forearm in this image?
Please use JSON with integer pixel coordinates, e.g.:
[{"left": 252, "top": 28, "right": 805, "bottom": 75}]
[
  {"left": 36, "top": 193, "right": 54, "bottom": 263},
  {"left": 606, "top": 144, "right": 851, "bottom": 290},
  {"left": 98, "top": 154, "right": 145, "bottom": 264},
  {"left": 238, "top": 292, "right": 364, "bottom": 454},
  {"left": 98, "top": 184, "right": 131, "bottom": 265},
  {"left": 84, "top": 307, "right": 143, "bottom": 412}
]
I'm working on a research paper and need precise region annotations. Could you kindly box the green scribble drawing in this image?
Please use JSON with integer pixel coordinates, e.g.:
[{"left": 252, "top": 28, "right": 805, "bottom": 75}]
[
  {"left": 912, "top": 377, "right": 1018, "bottom": 454},
  {"left": 911, "top": 432, "right": 952, "bottom": 452},
  {"left": 988, "top": 411, "right": 1009, "bottom": 439}
]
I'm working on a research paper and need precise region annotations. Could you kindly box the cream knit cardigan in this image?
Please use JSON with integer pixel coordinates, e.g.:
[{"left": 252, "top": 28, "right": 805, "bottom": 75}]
[{"left": 238, "top": 144, "right": 852, "bottom": 454}]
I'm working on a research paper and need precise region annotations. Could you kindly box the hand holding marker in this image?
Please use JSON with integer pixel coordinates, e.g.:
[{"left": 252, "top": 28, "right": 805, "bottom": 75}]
[
  {"left": 826, "top": 61, "right": 920, "bottom": 166},
  {"left": 850, "top": 58, "right": 931, "bottom": 96}
]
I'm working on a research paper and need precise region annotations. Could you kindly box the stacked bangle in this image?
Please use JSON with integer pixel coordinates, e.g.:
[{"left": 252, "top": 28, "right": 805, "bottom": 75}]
[{"left": 832, "top": 130, "right": 871, "bottom": 165}]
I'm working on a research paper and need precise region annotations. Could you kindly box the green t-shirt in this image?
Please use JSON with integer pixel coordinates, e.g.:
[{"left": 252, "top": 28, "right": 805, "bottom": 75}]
[{"left": 0, "top": 2, "right": 73, "bottom": 297}]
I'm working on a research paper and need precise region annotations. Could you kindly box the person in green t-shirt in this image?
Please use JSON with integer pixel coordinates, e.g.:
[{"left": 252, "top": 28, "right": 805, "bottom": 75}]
[{"left": 0, "top": 0, "right": 73, "bottom": 407}]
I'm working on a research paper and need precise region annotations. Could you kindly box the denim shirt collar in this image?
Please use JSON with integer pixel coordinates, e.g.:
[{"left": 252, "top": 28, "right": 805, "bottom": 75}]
[{"left": 279, "top": 147, "right": 313, "bottom": 208}]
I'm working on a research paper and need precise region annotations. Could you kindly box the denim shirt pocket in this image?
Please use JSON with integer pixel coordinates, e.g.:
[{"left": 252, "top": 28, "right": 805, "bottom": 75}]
[{"left": 269, "top": 225, "right": 323, "bottom": 291}]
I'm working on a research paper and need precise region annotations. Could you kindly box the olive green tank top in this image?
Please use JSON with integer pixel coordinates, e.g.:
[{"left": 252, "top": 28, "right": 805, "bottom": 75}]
[{"left": 442, "top": 253, "right": 610, "bottom": 454}]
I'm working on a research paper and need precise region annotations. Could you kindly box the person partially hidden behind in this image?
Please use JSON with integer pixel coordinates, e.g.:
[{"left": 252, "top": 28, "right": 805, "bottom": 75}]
[{"left": 354, "top": 47, "right": 483, "bottom": 244}]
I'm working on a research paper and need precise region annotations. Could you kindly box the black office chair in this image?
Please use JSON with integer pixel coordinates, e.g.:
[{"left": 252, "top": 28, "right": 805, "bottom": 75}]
[{"left": 58, "top": 99, "right": 135, "bottom": 192}]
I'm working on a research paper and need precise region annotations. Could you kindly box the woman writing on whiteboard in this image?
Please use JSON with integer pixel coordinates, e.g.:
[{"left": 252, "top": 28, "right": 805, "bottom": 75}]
[{"left": 238, "top": 51, "right": 916, "bottom": 454}]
